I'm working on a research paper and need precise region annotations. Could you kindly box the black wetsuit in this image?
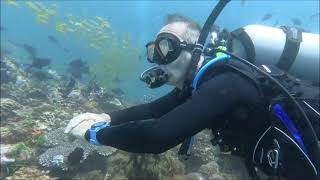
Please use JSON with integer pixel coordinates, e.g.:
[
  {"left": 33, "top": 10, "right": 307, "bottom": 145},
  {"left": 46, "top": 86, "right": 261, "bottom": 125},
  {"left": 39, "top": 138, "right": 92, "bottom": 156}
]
[{"left": 85, "top": 63, "right": 270, "bottom": 154}]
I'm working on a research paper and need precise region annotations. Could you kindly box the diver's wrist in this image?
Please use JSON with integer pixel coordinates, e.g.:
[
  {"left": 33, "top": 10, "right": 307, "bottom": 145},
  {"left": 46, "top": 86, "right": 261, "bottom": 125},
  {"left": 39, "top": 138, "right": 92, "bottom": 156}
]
[{"left": 87, "top": 121, "right": 110, "bottom": 145}]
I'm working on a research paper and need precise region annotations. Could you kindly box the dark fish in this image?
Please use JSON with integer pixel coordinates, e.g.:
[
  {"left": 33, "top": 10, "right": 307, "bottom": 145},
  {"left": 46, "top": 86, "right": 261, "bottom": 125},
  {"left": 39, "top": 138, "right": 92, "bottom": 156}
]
[
  {"left": 111, "top": 87, "right": 125, "bottom": 97},
  {"left": 86, "top": 79, "right": 101, "bottom": 94},
  {"left": 310, "top": 12, "right": 319, "bottom": 20},
  {"left": 8, "top": 40, "right": 37, "bottom": 59},
  {"left": 48, "top": 35, "right": 60, "bottom": 45},
  {"left": 27, "top": 89, "right": 48, "bottom": 100},
  {"left": 31, "top": 57, "right": 51, "bottom": 69},
  {"left": 63, "top": 48, "right": 70, "bottom": 53},
  {"left": 68, "top": 58, "right": 89, "bottom": 79},
  {"left": 22, "top": 44, "right": 37, "bottom": 59},
  {"left": 273, "top": 20, "right": 279, "bottom": 27},
  {"left": 0, "top": 25, "right": 7, "bottom": 31},
  {"left": 31, "top": 71, "right": 52, "bottom": 81},
  {"left": 69, "top": 58, "right": 86, "bottom": 68},
  {"left": 292, "top": 17, "right": 302, "bottom": 26},
  {"left": 60, "top": 77, "right": 76, "bottom": 98},
  {"left": 240, "top": 0, "right": 246, "bottom": 6},
  {"left": 112, "top": 76, "right": 125, "bottom": 84},
  {"left": 48, "top": 35, "right": 71, "bottom": 53},
  {"left": 261, "top": 13, "right": 272, "bottom": 21}
]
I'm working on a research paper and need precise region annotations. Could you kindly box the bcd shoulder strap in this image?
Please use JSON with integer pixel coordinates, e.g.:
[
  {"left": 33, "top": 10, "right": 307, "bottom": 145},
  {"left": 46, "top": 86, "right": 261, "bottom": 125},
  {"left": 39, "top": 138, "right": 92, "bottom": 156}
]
[{"left": 276, "top": 26, "right": 303, "bottom": 72}]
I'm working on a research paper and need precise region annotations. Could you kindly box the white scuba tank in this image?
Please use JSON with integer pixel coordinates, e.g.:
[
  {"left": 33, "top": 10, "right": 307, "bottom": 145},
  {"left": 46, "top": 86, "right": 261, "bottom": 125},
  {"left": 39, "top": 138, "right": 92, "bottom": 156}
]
[{"left": 230, "top": 24, "right": 319, "bottom": 82}]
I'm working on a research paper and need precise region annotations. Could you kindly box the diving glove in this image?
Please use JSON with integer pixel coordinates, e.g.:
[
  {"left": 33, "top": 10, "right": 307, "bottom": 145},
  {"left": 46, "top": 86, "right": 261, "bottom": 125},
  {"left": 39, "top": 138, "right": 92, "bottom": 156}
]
[{"left": 64, "top": 112, "right": 111, "bottom": 139}]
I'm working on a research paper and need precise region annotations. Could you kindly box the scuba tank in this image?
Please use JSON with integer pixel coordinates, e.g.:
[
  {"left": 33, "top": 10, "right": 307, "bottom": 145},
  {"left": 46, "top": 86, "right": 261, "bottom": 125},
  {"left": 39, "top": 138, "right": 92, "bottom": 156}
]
[{"left": 229, "top": 24, "right": 319, "bottom": 82}]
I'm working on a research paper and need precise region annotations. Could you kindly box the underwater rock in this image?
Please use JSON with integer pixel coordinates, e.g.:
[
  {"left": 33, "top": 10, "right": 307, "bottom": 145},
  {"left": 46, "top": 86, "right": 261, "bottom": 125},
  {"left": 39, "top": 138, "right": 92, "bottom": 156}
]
[
  {"left": 67, "top": 89, "right": 85, "bottom": 103},
  {"left": 0, "top": 98, "right": 23, "bottom": 121},
  {"left": 182, "top": 130, "right": 250, "bottom": 180},
  {"left": 0, "top": 127, "right": 14, "bottom": 144},
  {"left": 75, "top": 170, "right": 106, "bottom": 180},
  {"left": 0, "top": 144, "right": 15, "bottom": 165},
  {"left": 109, "top": 98, "right": 123, "bottom": 107},
  {"left": 6, "top": 166, "right": 55, "bottom": 180},
  {"left": 39, "top": 111, "right": 60, "bottom": 127},
  {"left": 38, "top": 127, "right": 116, "bottom": 170},
  {"left": 59, "top": 77, "right": 76, "bottom": 98},
  {"left": 83, "top": 100, "right": 100, "bottom": 113},
  {"left": 98, "top": 96, "right": 124, "bottom": 113},
  {"left": 186, "top": 172, "right": 207, "bottom": 180},
  {"left": 7, "top": 143, "right": 34, "bottom": 162},
  {"left": 0, "top": 144, "right": 15, "bottom": 180},
  {"left": 105, "top": 150, "right": 185, "bottom": 180},
  {"left": 198, "top": 161, "right": 222, "bottom": 180},
  {"left": 33, "top": 103, "right": 55, "bottom": 113},
  {"left": 0, "top": 57, "right": 17, "bottom": 84},
  {"left": 47, "top": 69, "right": 60, "bottom": 80},
  {"left": 0, "top": 67, "right": 17, "bottom": 84},
  {"left": 15, "top": 75, "right": 28, "bottom": 87},
  {"left": 27, "top": 89, "right": 48, "bottom": 100},
  {"left": 182, "top": 130, "right": 218, "bottom": 172},
  {"left": 214, "top": 154, "right": 250, "bottom": 180},
  {"left": 0, "top": 56, "right": 29, "bottom": 86},
  {"left": 196, "top": 153, "right": 250, "bottom": 180},
  {"left": 85, "top": 85, "right": 125, "bottom": 112},
  {"left": 1, "top": 142, "right": 34, "bottom": 179}
]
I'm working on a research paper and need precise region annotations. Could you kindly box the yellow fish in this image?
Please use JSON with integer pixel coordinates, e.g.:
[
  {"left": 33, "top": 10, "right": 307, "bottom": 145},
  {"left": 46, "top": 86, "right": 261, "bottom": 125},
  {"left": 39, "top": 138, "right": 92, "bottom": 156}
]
[
  {"left": 96, "top": 16, "right": 110, "bottom": 29},
  {"left": 24, "top": 1, "right": 41, "bottom": 13},
  {"left": 56, "top": 23, "right": 68, "bottom": 33},
  {"left": 4, "top": 0, "right": 19, "bottom": 7},
  {"left": 89, "top": 43, "right": 101, "bottom": 50}
]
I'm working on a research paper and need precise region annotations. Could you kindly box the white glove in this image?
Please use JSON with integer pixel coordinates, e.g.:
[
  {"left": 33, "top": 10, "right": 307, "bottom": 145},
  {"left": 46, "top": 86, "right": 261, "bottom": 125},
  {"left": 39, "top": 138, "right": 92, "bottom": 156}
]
[{"left": 64, "top": 112, "right": 111, "bottom": 139}]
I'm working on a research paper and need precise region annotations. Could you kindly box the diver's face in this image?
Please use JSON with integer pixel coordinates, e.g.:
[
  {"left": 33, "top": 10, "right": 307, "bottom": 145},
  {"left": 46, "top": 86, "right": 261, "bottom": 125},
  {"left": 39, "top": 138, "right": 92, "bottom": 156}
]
[{"left": 157, "top": 22, "right": 193, "bottom": 88}]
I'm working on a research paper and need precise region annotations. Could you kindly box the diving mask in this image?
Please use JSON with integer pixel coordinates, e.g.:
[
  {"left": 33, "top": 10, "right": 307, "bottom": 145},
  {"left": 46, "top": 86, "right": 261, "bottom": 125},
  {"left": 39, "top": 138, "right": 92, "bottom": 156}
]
[{"left": 146, "top": 33, "right": 195, "bottom": 65}]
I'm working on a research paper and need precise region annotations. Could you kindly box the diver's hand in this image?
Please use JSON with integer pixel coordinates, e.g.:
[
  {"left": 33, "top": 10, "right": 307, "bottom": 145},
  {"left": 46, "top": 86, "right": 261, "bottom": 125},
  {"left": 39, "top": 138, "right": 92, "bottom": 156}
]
[{"left": 64, "top": 112, "right": 111, "bottom": 139}]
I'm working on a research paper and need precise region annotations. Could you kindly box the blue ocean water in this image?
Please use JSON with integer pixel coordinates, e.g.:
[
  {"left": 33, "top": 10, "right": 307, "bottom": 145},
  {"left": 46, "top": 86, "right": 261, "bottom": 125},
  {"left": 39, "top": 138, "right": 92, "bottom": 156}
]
[{"left": 1, "top": 0, "right": 319, "bottom": 101}]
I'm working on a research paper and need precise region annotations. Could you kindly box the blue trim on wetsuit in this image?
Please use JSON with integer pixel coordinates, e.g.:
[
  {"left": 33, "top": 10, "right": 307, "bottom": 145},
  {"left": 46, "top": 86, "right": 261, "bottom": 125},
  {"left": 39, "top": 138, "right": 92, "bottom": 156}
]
[
  {"left": 192, "top": 54, "right": 231, "bottom": 92},
  {"left": 89, "top": 121, "right": 110, "bottom": 146},
  {"left": 187, "top": 54, "right": 310, "bottom": 160},
  {"left": 272, "top": 104, "right": 310, "bottom": 157},
  {"left": 184, "top": 54, "right": 231, "bottom": 155}
]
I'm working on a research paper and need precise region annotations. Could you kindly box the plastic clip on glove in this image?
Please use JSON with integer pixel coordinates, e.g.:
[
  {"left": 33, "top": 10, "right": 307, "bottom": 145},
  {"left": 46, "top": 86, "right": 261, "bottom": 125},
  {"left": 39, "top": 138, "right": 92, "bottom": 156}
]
[{"left": 64, "top": 112, "right": 111, "bottom": 140}]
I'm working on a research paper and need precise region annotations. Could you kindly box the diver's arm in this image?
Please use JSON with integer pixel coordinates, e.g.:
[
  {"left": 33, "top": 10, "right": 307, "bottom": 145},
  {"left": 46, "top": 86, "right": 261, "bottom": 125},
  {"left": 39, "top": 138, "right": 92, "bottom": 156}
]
[
  {"left": 109, "top": 88, "right": 188, "bottom": 125},
  {"left": 86, "top": 72, "right": 262, "bottom": 153}
]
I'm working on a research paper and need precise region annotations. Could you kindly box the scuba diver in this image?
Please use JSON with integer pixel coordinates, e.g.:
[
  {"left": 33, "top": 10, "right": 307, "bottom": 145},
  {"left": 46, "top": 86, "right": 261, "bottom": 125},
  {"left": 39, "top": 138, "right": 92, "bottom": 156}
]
[{"left": 65, "top": 1, "right": 320, "bottom": 179}]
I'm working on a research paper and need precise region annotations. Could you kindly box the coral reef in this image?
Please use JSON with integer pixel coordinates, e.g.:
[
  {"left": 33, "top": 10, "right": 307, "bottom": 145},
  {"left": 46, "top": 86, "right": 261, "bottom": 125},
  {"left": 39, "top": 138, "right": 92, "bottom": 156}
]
[
  {"left": 0, "top": 53, "right": 253, "bottom": 180},
  {"left": 0, "top": 98, "right": 23, "bottom": 121},
  {"left": 1, "top": 144, "right": 15, "bottom": 165},
  {"left": 105, "top": 150, "right": 185, "bottom": 180},
  {"left": 1, "top": 57, "right": 18, "bottom": 84},
  {"left": 6, "top": 166, "right": 55, "bottom": 180},
  {"left": 182, "top": 130, "right": 251, "bottom": 180}
]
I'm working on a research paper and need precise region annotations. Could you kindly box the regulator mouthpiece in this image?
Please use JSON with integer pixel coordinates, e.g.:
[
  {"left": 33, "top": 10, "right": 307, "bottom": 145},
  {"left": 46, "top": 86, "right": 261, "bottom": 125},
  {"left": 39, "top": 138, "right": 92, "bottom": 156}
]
[{"left": 140, "top": 66, "right": 168, "bottom": 88}]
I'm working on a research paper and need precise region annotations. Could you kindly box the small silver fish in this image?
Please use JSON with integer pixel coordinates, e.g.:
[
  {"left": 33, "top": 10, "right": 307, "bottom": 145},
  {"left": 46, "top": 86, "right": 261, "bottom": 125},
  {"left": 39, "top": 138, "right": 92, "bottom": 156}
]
[
  {"left": 309, "top": 12, "right": 319, "bottom": 20},
  {"left": 292, "top": 17, "right": 302, "bottom": 26},
  {"left": 261, "top": 13, "right": 273, "bottom": 21}
]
